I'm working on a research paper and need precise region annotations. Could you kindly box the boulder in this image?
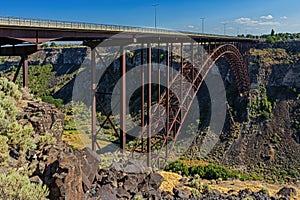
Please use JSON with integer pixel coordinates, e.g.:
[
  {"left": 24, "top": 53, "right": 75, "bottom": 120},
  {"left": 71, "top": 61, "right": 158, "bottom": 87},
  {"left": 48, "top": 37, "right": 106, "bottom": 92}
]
[
  {"left": 277, "top": 187, "right": 297, "bottom": 198},
  {"left": 75, "top": 147, "right": 100, "bottom": 191}
]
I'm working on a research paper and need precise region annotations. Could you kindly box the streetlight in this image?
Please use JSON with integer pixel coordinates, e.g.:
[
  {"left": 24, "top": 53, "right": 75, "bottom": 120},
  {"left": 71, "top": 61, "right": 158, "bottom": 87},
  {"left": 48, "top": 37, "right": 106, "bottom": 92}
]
[
  {"left": 223, "top": 23, "right": 227, "bottom": 35},
  {"left": 152, "top": 4, "right": 159, "bottom": 28},
  {"left": 200, "top": 17, "right": 205, "bottom": 34}
]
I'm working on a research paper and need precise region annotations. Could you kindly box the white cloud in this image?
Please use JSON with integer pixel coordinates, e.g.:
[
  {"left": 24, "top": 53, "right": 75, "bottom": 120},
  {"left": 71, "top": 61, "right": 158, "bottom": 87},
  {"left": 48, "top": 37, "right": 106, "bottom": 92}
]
[
  {"left": 258, "top": 21, "right": 280, "bottom": 26},
  {"left": 280, "top": 16, "right": 288, "bottom": 19},
  {"left": 187, "top": 25, "right": 195, "bottom": 29},
  {"left": 183, "top": 25, "right": 197, "bottom": 29},
  {"left": 235, "top": 17, "right": 258, "bottom": 26},
  {"left": 260, "top": 15, "right": 273, "bottom": 20},
  {"left": 235, "top": 16, "right": 280, "bottom": 27}
]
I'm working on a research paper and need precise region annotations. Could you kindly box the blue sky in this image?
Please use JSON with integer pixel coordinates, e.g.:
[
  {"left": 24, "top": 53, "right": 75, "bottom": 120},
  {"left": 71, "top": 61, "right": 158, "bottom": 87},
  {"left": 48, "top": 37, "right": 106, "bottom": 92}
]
[{"left": 1, "top": 0, "right": 299, "bottom": 35}]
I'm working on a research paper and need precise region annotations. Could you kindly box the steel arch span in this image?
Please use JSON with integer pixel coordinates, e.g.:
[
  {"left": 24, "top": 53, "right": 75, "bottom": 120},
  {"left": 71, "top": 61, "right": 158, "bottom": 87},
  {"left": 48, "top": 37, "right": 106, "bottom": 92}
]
[
  {"left": 208, "top": 44, "right": 250, "bottom": 93},
  {"left": 126, "top": 43, "right": 251, "bottom": 168},
  {"left": 71, "top": 37, "right": 255, "bottom": 170}
]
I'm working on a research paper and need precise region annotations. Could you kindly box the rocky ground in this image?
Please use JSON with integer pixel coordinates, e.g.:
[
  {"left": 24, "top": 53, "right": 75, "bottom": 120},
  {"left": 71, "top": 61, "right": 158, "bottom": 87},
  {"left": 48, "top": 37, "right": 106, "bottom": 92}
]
[
  {"left": 12, "top": 91, "right": 298, "bottom": 199},
  {"left": 15, "top": 95, "right": 299, "bottom": 199}
]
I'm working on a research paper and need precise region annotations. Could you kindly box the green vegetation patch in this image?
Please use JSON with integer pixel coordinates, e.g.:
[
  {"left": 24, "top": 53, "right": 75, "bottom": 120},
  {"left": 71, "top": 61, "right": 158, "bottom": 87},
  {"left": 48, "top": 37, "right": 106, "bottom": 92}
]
[
  {"left": 165, "top": 160, "right": 239, "bottom": 181},
  {"left": 0, "top": 78, "right": 51, "bottom": 199}
]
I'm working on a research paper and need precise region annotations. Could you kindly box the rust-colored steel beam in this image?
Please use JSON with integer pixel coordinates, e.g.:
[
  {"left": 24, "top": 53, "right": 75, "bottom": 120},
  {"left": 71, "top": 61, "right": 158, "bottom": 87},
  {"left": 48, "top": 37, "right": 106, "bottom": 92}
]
[
  {"left": 166, "top": 42, "right": 170, "bottom": 161},
  {"left": 147, "top": 44, "right": 152, "bottom": 167},
  {"left": 12, "top": 57, "right": 24, "bottom": 83},
  {"left": 157, "top": 43, "right": 161, "bottom": 103},
  {"left": 0, "top": 44, "right": 40, "bottom": 56},
  {"left": 91, "top": 47, "right": 97, "bottom": 151},
  {"left": 141, "top": 44, "right": 145, "bottom": 153},
  {"left": 120, "top": 46, "right": 127, "bottom": 153},
  {"left": 22, "top": 55, "right": 28, "bottom": 88}
]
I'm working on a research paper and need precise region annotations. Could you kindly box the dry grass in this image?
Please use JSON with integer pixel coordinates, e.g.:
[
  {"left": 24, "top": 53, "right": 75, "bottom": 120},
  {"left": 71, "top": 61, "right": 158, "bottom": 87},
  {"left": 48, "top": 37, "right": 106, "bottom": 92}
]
[
  {"left": 205, "top": 179, "right": 300, "bottom": 200},
  {"left": 62, "top": 130, "right": 85, "bottom": 149},
  {"left": 158, "top": 171, "right": 182, "bottom": 194},
  {"left": 179, "top": 158, "right": 209, "bottom": 167},
  {"left": 159, "top": 171, "right": 300, "bottom": 199}
]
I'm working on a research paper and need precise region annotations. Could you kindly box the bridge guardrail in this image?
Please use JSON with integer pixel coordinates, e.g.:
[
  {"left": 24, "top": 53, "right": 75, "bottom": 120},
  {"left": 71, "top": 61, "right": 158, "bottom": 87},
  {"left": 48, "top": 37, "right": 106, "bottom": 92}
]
[
  {"left": 0, "top": 16, "right": 176, "bottom": 34},
  {"left": 0, "top": 16, "right": 257, "bottom": 42}
]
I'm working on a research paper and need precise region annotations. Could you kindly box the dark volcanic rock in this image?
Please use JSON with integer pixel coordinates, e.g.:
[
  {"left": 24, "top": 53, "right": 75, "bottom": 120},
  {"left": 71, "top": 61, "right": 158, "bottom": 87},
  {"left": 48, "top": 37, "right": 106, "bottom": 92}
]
[
  {"left": 19, "top": 100, "right": 65, "bottom": 143},
  {"left": 277, "top": 186, "right": 297, "bottom": 198},
  {"left": 18, "top": 98, "right": 87, "bottom": 200},
  {"left": 91, "top": 167, "right": 164, "bottom": 200},
  {"left": 44, "top": 149, "right": 83, "bottom": 200},
  {"left": 147, "top": 173, "right": 164, "bottom": 190},
  {"left": 75, "top": 147, "right": 100, "bottom": 191}
]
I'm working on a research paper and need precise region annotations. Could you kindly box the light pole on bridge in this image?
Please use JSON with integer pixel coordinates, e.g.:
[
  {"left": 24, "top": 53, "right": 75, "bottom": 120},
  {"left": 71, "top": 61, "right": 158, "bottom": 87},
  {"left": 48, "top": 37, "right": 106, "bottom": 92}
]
[
  {"left": 152, "top": 4, "right": 159, "bottom": 28},
  {"left": 223, "top": 23, "right": 227, "bottom": 35},
  {"left": 200, "top": 17, "right": 205, "bottom": 34}
]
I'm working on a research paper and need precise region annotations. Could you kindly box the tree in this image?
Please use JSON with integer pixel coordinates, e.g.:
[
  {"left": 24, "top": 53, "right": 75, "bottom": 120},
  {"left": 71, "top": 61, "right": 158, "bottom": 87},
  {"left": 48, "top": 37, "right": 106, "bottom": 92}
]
[
  {"left": 271, "top": 29, "right": 275, "bottom": 36},
  {"left": 290, "top": 34, "right": 295, "bottom": 40},
  {"left": 266, "top": 36, "right": 275, "bottom": 44},
  {"left": 246, "top": 34, "right": 255, "bottom": 39},
  {"left": 50, "top": 42, "right": 57, "bottom": 47},
  {"left": 41, "top": 43, "right": 49, "bottom": 48},
  {"left": 275, "top": 35, "right": 281, "bottom": 41}
]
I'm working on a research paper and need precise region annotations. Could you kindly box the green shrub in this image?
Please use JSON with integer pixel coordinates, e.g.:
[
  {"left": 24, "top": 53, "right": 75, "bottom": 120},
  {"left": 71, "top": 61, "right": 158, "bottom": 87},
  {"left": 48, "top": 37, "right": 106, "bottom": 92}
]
[
  {"left": 189, "top": 165, "right": 206, "bottom": 177},
  {"left": 266, "top": 36, "right": 275, "bottom": 44},
  {"left": 190, "top": 188, "right": 201, "bottom": 198},
  {"left": 189, "top": 178, "right": 202, "bottom": 190},
  {"left": 41, "top": 96, "right": 63, "bottom": 108},
  {"left": 165, "top": 160, "right": 189, "bottom": 176},
  {"left": 202, "top": 164, "right": 232, "bottom": 180},
  {"left": 288, "top": 169, "right": 299, "bottom": 178},
  {"left": 240, "top": 173, "right": 263, "bottom": 181},
  {"left": 202, "top": 183, "right": 212, "bottom": 194},
  {"left": 0, "top": 78, "right": 36, "bottom": 161},
  {"left": 0, "top": 172, "right": 49, "bottom": 200},
  {"left": 259, "top": 188, "right": 269, "bottom": 195},
  {"left": 0, "top": 78, "right": 51, "bottom": 198},
  {"left": 166, "top": 161, "right": 240, "bottom": 181},
  {"left": 189, "top": 164, "right": 239, "bottom": 180},
  {"left": 250, "top": 87, "right": 274, "bottom": 120},
  {"left": 38, "top": 131, "right": 57, "bottom": 147}
]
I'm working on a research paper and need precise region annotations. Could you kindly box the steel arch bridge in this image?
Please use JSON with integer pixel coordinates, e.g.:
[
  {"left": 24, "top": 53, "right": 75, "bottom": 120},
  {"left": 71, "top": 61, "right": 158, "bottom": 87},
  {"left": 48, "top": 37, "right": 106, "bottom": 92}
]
[
  {"left": 0, "top": 16, "right": 256, "bottom": 168},
  {"left": 92, "top": 41, "right": 252, "bottom": 168}
]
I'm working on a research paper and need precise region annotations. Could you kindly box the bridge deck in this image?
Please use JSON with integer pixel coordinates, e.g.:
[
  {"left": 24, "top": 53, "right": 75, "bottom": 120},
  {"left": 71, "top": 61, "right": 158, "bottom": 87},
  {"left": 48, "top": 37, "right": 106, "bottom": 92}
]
[{"left": 0, "top": 16, "right": 256, "bottom": 44}]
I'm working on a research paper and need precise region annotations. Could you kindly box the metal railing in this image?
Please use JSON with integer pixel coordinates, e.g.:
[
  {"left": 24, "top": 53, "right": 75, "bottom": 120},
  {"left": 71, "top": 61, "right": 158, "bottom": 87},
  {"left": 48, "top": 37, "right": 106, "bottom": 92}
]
[
  {"left": 0, "top": 16, "right": 177, "bottom": 34},
  {"left": 0, "top": 16, "right": 256, "bottom": 41}
]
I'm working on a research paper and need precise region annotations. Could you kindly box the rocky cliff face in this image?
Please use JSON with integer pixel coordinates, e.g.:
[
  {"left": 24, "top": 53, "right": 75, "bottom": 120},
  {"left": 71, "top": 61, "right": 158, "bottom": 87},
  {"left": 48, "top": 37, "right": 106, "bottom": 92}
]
[
  {"left": 250, "top": 42, "right": 300, "bottom": 88},
  {"left": 202, "top": 42, "right": 300, "bottom": 182},
  {"left": 16, "top": 92, "right": 86, "bottom": 199},
  {"left": 1, "top": 47, "right": 87, "bottom": 68}
]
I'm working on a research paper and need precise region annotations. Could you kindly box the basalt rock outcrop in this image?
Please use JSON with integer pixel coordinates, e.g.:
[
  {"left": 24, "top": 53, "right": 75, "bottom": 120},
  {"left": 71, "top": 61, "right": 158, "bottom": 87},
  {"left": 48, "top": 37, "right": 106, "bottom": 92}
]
[{"left": 16, "top": 93, "right": 100, "bottom": 199}]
